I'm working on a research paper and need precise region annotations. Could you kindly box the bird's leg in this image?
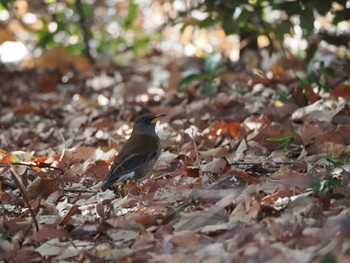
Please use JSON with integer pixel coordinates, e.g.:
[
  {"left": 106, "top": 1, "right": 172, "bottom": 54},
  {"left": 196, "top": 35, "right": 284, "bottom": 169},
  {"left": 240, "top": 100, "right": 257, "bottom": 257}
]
[{"left": 120, "top": 182, "right": 128, "bottom": 197}]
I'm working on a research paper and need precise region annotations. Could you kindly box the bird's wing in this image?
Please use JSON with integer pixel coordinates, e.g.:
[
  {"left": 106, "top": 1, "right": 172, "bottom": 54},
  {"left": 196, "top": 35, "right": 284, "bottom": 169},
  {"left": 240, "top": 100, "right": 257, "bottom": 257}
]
[
  {"left": 115, "top": 153, "right": 150, "bottom": 177},
  {"left": 102, "top": 152, "right": 156, "bottom": 190}
]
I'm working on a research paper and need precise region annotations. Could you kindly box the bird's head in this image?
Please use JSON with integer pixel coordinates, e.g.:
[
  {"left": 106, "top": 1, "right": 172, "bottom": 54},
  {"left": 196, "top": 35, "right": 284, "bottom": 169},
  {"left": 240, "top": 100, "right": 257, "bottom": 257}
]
[{"left": 133, "top": 114, "right": 165, "bottom": 134}]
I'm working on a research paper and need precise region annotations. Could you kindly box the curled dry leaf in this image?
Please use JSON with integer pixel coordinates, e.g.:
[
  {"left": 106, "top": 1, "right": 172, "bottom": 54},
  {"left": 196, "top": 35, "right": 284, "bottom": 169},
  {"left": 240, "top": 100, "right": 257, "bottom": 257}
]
[
  {"left": 331, "top": 81, "right": 350, "bottom": 102},
  {"left": 169, "top": 230, "right": 201, "bottom": 247},
  {"left": 202, "top": 157, "right": 228, "bottom": 175},
  {"left": 199, "top": 145, "right": 229, "bottom": 159},
  {"left": 27, "top": 171, "right": 60, "bottom": 199},
  {"left": 292, "top": 98, "right": 346, "bottom": 122},
  {"left": 60, "top": 205, "right": 81, "bottom": 225}
]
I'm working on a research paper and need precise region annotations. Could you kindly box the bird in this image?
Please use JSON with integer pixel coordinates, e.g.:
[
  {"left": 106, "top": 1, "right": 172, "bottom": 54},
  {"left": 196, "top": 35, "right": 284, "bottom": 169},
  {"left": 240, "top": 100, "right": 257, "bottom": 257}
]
[{"left": 101, "top": 113, "right": 165, "bottom": 191}]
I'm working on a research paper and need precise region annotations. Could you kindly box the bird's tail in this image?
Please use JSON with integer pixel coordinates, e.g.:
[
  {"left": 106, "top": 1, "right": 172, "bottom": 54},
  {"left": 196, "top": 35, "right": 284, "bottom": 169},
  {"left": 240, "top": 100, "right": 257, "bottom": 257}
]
[{"left": 100, "top": 174, "right": 117, "bottom": 191}]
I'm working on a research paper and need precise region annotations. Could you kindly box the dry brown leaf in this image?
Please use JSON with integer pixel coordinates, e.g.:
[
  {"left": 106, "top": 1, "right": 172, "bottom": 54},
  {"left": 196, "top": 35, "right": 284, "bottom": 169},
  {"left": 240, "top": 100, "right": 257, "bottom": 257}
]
[
  {"left": 7, "top": 248, "right": 41, "bottom": 263},
  {"left": 170, "top": 230, "right": 201, "bottom": 247},
  {"left": 331, "top": 81, "right": 350, "bottom": 101},
  {"left": 33, "top": 48, "right": 92, "bottom": 74},
  {"left": 292, "top": 98, "right": 346, "bottom": 122},
  {"left": 30, "top": 225, "right": 69, "bottom": 243},
  {"left": 314, "top": 126, "right": 350, "bottom": 145},
  {"left": 202, "top": 157, "right": 228, "bottom": 174},
  {"left": 27, "top": 171, "right": 60, "bottom": 199},
  {"left": 281, "top": 172, "right": 310, "bottom": 191},
  {"left": 13, "top": 103, "right": 39, "bottom": 116},
  {"left": 293, "top": 84, "right": 320, "bottom": 105},
  {"left": 60, "top": 205, "right": 81, "bottom": 225},
  {"left": 0, "top": 153, "right": 12, "bottom": 163},
  {"left": 2, "top": 218, "right": 31, "bottom": 234},
  {"left": 199, "top": 145, "right": 229, "bottom": 159}
]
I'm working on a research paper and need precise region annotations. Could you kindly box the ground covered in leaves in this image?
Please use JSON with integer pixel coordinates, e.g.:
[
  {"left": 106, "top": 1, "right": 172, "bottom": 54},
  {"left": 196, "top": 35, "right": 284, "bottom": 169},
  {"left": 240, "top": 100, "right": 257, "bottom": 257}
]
[{"left": 1, "top": 49, "right": 350, "bottom": 262}]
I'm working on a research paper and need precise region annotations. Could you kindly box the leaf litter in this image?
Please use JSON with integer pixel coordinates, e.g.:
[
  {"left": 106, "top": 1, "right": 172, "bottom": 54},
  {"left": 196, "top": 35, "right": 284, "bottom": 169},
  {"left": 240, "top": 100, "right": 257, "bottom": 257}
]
[{"left": 0, "top": 50, "right": 350, "bottom": 262}]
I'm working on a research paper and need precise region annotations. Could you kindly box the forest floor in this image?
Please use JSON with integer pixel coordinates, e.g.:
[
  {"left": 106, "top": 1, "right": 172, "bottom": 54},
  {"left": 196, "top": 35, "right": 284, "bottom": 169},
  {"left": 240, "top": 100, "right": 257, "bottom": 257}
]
[{"left": 1, "top": 48, "right": 350, "bottom": 262}]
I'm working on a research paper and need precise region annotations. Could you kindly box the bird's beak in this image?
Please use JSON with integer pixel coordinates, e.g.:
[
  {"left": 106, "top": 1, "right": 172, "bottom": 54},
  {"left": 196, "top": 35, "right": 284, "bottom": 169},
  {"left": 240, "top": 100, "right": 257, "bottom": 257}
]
[{"left": 151, "top": 114, "right": 166, "bottom": 123}]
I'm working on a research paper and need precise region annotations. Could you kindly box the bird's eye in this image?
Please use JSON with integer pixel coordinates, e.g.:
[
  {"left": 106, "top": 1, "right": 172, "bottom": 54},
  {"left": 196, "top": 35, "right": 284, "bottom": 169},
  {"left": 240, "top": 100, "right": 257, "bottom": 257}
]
[{"left": 144, "top": 118, "right": 151, "bottom": 123}]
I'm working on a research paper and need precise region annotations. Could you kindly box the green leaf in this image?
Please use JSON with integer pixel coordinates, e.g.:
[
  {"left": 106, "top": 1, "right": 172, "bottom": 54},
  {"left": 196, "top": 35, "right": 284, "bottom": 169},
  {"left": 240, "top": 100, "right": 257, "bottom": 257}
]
[
  {"left": 312, "top": 176, "right": 342, "bottom": 196},
  {"left": 177, "top": 73, "right": 208, "bottom": 89},
  {"left": 11, "top": 154, "right": 21, "bottom": 163},
  {"left": 314, "top": 1, "right": 333, "bottom": 16},
  {"left": 299, "top": 6, "right": 314, "bottom": 37},
  {"left": 306, "top": 68, "right": 318, "bottom": 84},
  {"left": 36, "top": 29, "right": 55, "bottom": 49},
  {"left": 0, "top": 0, "right": 10, "bottom": 9},
  {"left": 0, "top": 231, "right": 11, "bottom": 240},
  {"left": 274, "top": 20, "right": 293, "bottom": 43},
  {"left": 319, "top": 32, "right": 350, "bottom": 46},
  {"left": 333, "top": 9, "right": 350, "bottom": 24},
  {"left": 267, "top": 135, "right": 295, "bottom": 150},
  {"left": 203, "top": 53, "right": 223, "bottom": 73},
  {"left": 133, "top": 37, "right": 151, "bottom": 55},
  {"left": 305, "top": 43, "right": 317, "bottom": 65},
  {"left": 319, "top": 253, "right": 337, "bottom": 263},
  {"left": 235, "top": 6, "right": 251, "bottom": 28},
  {"left": 326, "top": 156, "right": 346, "bottom": 166},
  {"left": 198, "top": 17, "right": 217, "bottom": 28},
  {"left": 275, "top": 1, "right": 302, "bottom": 16},
  {"left": 201, "top": 81, "right": 219, "bottom": 96},
  {"left": 222, "top": 18, "right": 238, "bottom": 35},
  {"left": 124, "top": 0, "right": 138, "bottom": 28}
]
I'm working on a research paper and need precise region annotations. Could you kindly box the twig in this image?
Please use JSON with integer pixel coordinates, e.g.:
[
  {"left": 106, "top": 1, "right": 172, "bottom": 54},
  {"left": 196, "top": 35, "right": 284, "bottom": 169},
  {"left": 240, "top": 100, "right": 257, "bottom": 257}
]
[
  {"left": 155, "top": 172, "right": 173, "bottom": 180},
  {"left": 8, "top": 162, "right": 63, "bottom": 171},
  {"left": 156, "top": 2, "right": 204, "bottom": 32},
  {"left": 63, "top": 188, "right": 97, "bottom": 193},
  {"left": 56, "top": 128, "right": 66, "bottom": 162},
  {"left": 10, "top": 166, "right": 39, "bottom": 232},
  {"left": 229, "top": 160, "right": 336, "bottom": 169},
  {"left": 75, "top": 0, "right": 94, "bottom": 63},
  {"left": 161, "top": 131, "right": 173, "bottom": 148},
  {"left": 180, "top": 120, "right": 202, "bottom": 173},
  {"left": 190, "top": 126, "right": 202, "bottom": 173},
  {"left": 229, "top": 161, "right": 306, "bottom": 166},
  {"left": 161, "top": 199, "right": 195, "bottom": 225}
]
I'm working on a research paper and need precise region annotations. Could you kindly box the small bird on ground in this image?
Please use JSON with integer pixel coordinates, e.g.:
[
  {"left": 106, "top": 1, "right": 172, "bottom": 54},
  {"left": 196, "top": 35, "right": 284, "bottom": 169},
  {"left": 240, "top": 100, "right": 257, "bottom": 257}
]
[{"left": 101, "top": 113, "right": 165, "bottom": 191}]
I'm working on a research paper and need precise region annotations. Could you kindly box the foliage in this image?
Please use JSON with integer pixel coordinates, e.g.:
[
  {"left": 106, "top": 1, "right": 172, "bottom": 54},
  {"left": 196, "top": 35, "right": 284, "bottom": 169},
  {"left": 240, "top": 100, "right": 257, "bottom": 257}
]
[
  {"left": 0, "top": 0, "right": 155, "bottom": 59},
  {"left": 326, "top": 156, "right": 347, "bottom": 166},
  {"left": 176, "top": 0, "right": 349, "bottom": 94},
  {"left": 0, "top": 0, "right": 348, "bottom": 63},
  {"left": 310, "top": 156, "right": 346, "bottom": 196},
  {"left": 312, "top": 176, "right": 342, "bottom": 197},
  {"left": 0, "top": 231, "right": 11, "bottom": 241},
  {"left": 267, "top": 135, "right": 295, "bottom": 150},
  {"left": 319, "top": 253, "right": 338, "bottom": 263},
  {"left": 201, "top": 0, "right": 349, "bottom": 46},
  {"left": 177, "top": 53, "right": 224, "bottom": 96}
]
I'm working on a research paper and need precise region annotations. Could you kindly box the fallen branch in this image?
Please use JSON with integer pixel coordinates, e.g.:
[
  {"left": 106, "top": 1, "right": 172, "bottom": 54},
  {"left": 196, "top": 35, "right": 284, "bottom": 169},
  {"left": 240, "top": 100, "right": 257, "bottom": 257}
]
[
  {"left": 10, "top": 166, "right": 39, "bottom": 232},
  {"left": 229, "top": 160, "right": 306, "bottom": 166},
  {"left": 7, "top": 162, "right": 63, "bottom": 171}
]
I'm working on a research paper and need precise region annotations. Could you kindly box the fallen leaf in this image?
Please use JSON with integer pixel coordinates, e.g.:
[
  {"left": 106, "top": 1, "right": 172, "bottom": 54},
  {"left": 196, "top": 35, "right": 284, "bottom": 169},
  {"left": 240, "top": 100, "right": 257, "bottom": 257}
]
[
  {"left": 30, "top": 225, "right": 69, "bottom": 243},
  {"left": 170, "top": 230, "right": 201, "bottom": 247}
]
